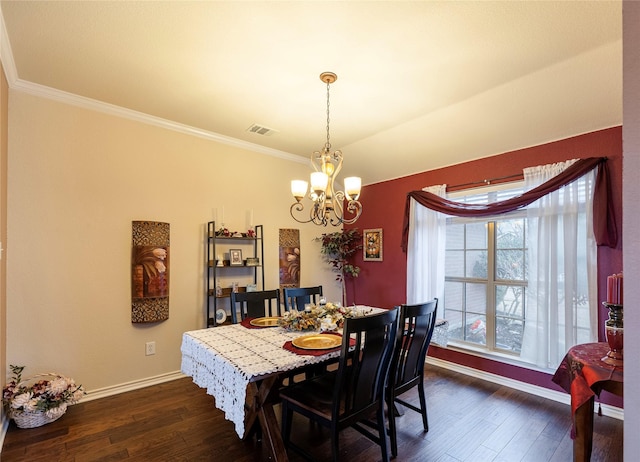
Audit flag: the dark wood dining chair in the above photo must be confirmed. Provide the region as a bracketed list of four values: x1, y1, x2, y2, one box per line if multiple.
[283, 285, 323, 312]
[283, 286, 328, 383]
[387, 299, 438, 458]
[279, 308, 399, 462]
[229, 289, 281, 324]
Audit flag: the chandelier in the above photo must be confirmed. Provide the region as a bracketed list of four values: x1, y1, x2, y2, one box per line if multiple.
[290, 72, 362, 226]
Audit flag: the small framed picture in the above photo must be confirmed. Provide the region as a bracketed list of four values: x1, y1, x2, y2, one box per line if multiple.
[229, 249, 243, 266]
[363, 228, 383, 262]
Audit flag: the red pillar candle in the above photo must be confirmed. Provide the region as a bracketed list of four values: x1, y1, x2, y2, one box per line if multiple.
[617, 272, 623, 305]
[606, 273, 623, 305]
[607, 275, 614, 304]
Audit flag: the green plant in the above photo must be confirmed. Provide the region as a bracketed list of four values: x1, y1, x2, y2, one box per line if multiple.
[316, 229, 362, 304]
[316, 229, 362, 280]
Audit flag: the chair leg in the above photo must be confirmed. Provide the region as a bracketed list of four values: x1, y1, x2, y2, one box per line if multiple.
[330, 424, 340, 462]
[281, 401, 292, 447]
[388, 395, 398, 458]
[417, 382, 429, 432]
[378, 402, 391, 462]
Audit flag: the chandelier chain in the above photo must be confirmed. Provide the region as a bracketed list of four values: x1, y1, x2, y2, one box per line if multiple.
[325, 80, 331, 151]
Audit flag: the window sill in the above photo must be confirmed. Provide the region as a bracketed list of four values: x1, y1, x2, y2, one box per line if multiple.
[441, 341, 554, 374]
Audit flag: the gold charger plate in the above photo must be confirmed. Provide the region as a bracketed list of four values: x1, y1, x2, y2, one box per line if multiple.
[292, 334, 342, 350]
[250, 316, 281, 327]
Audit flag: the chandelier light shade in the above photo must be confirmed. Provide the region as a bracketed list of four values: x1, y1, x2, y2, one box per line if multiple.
[290, 72, 363, 226]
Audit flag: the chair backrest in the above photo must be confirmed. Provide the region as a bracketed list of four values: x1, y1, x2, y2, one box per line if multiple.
[333, 308, 399, 423]
[283, 286, 323, 312]
[389, 299, 438, 393]
[230, 289, 281, 323]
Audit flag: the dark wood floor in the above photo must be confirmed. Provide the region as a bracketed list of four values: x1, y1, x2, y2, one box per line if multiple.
[1, 365, 622, 462]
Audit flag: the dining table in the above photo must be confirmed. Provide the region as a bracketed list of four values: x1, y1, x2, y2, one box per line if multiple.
[180, 306, 383, 462]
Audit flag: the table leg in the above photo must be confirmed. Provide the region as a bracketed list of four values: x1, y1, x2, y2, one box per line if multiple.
[573, 396, 594, 462]
[244, 376, 289, 462]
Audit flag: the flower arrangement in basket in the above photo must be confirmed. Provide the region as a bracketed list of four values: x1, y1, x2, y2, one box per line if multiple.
[2, 365, 85, 429]
[278, 301, 370, 332]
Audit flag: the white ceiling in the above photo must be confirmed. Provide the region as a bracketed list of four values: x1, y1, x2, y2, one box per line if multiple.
[0, 1, 622, 185]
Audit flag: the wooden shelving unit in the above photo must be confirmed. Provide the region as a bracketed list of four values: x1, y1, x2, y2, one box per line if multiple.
[206, 221, 264, 327]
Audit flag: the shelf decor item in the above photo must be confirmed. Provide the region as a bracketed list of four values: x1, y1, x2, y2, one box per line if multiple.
[602, 272, 623, 365]
[245, 257, 259, 266]
[229, 249, 243, 266]
[215, 226, 230, 237]
[2, 365, 85, 429]
[216, 309, 227, 324]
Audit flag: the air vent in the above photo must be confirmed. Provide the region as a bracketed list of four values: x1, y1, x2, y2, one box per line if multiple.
[246, 124, 278, 136]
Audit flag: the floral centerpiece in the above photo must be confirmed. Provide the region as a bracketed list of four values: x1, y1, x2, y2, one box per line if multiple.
[279, 301, 370, 332]
[2, 365, 85, 429]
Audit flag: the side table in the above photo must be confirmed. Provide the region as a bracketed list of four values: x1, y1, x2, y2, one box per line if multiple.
[552, 342, 623, 462]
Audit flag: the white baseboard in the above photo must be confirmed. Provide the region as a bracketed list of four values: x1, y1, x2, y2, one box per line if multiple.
[81, 370, 186, 403]
[426, 356, 624, 420]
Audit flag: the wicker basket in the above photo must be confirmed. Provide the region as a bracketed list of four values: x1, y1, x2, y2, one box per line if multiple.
[8, 373, 71, 429]
[11, 407, 66, 429]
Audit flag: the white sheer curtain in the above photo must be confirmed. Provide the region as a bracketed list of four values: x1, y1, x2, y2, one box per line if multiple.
[406, 185, 447, 312]
[520, 159, 598, 369]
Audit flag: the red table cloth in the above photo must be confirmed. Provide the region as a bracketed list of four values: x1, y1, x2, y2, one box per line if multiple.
[552, 342, 623, 436]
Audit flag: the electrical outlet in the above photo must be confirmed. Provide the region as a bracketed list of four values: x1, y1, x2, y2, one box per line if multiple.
[145, 341, 156, 356]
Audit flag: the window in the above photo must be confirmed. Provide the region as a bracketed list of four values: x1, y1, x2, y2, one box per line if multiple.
[444, 186, 528, 355]
[406, 162, 598, 369]
[445, 217, 528, 353]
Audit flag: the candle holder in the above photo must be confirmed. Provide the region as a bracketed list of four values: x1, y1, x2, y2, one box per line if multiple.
[602, 302, 623, 366]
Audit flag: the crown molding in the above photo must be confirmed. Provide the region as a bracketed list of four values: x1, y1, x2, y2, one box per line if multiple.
[0, 7, 305, 166]
[0, 4, 17, 85]
[14, 78, 307, 164]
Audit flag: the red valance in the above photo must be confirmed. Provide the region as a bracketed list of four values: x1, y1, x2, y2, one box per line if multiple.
[401, 157, 617, 252]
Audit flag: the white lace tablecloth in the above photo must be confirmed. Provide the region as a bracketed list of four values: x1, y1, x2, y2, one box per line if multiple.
[181, 308, 380, 437]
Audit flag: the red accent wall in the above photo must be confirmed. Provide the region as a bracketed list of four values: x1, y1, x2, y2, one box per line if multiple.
[346, 127, 623, 405]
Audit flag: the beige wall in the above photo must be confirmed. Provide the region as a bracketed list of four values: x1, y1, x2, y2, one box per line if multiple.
[1, 61, 7, 412]
[5, 91, 341, 392]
